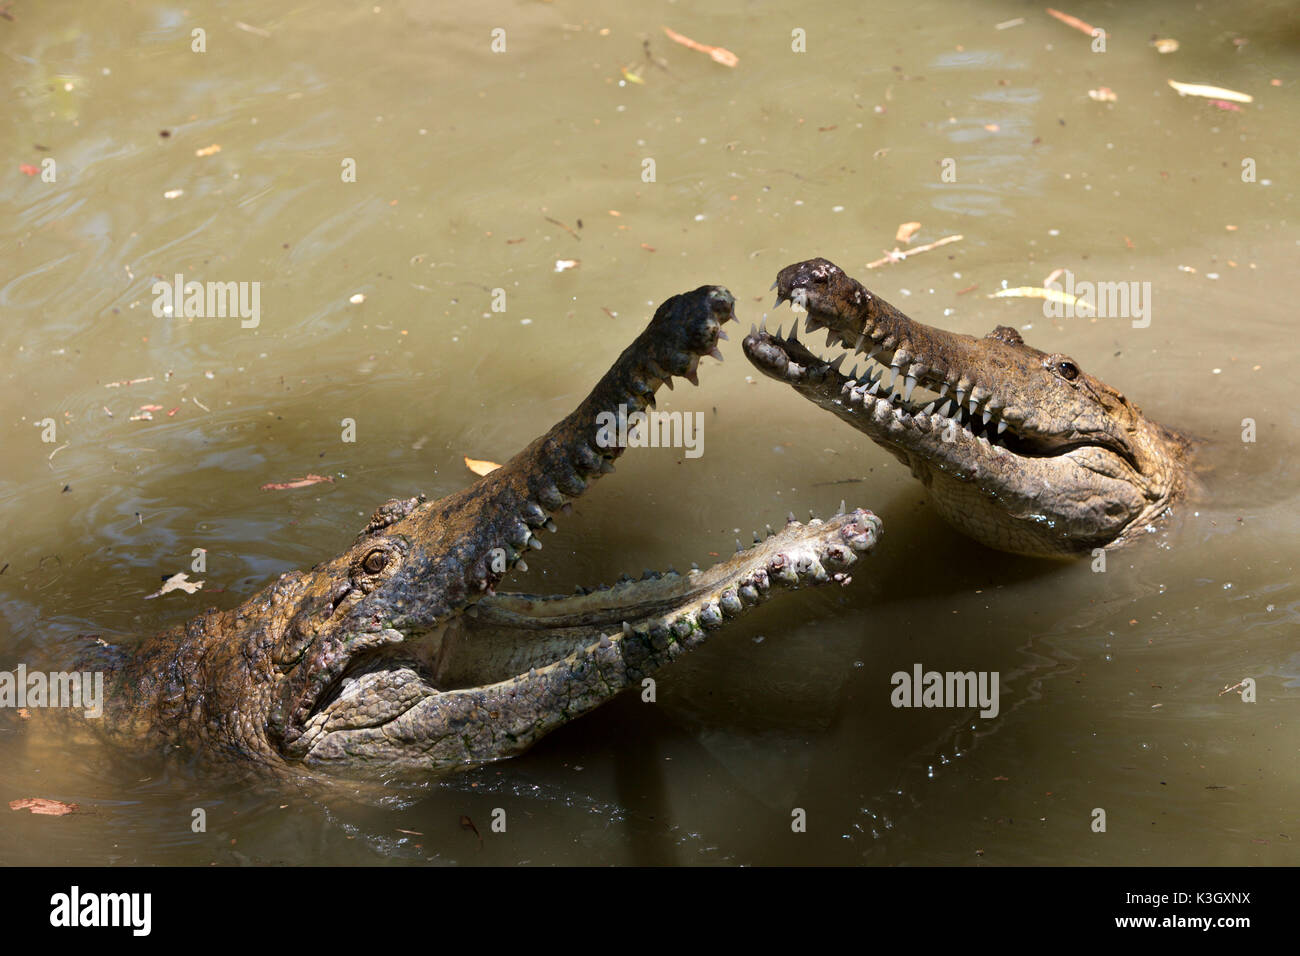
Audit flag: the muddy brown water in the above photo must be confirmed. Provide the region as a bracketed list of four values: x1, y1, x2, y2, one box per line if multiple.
[2, 1, 1297, 865]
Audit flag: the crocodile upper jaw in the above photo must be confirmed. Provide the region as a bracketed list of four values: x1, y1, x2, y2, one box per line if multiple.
[743, 259, 1188, 557]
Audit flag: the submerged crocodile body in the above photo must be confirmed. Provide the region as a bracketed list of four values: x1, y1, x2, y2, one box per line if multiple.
[64, 285, 880, 774]
[744, 258, 1191, 557]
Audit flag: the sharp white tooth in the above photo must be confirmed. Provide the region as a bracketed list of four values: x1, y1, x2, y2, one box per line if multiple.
[922, 400, 936, 414]
[936, 381, 950, 400]
[903, 374, 917, 403]
[956, 386, 968, 407]
[982, 409, 992, 426]
[996, 419, 1008, 435]
[889, 363, 901, 389]
[759, 316, 768, 333]
[969, 398, 979, 416]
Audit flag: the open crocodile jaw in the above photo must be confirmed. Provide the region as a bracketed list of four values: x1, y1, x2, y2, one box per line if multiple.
[103, 284, 883, 774]
[300, 507, 880, 770]
[742, 258, 1187, 558]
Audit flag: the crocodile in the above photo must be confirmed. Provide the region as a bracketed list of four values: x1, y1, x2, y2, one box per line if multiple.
[743, 258, 1190, 557]
[55, 285, 881, 774]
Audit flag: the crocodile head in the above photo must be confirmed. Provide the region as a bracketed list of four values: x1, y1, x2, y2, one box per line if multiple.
[742, 258, 1189, 557]
[111, 285, 881, 773]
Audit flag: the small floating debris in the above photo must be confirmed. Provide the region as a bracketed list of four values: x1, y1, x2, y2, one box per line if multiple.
[866, 234, 963, 269]
[9, 798, 78, 816]
[143, 571, 204, 599]
[662, 26, 738, 67]
[1045, 8, 1098, 37]
[104, 376, 154, 388]
[1167, 79, 1253, 103]
[260, 474, 334, 491]
[988, 287, 1090, 311]
[464, 456, 502, 476]
[895, 221, 922, 243]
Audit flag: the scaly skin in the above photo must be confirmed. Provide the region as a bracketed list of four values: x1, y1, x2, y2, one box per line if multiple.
[743, 258, 1190, 557]
[72, 285, 882, 773]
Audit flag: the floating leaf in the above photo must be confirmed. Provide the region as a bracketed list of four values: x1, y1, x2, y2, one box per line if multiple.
[662, 26, 738, 67]
[143, 571, 204, 600]
[10, 798, 78, 816]
[895, 221, 922, 243]
[260, 473, 335, 491]
[464, 456, 502, 477]
[1045, 8, 1097, 37]
[1167, 79, 1253, 103]
[988, 286, 1091, 311]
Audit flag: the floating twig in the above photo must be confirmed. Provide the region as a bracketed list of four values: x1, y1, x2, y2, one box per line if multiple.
[866, 234, 963, 268]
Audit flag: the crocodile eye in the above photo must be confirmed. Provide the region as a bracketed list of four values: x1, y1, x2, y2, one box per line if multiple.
[1056, 360, 1079, 381]
[361, 549, 389, 574]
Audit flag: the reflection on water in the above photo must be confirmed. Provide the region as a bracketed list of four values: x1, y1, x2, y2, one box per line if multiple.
[2, 0, 1297, 865]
